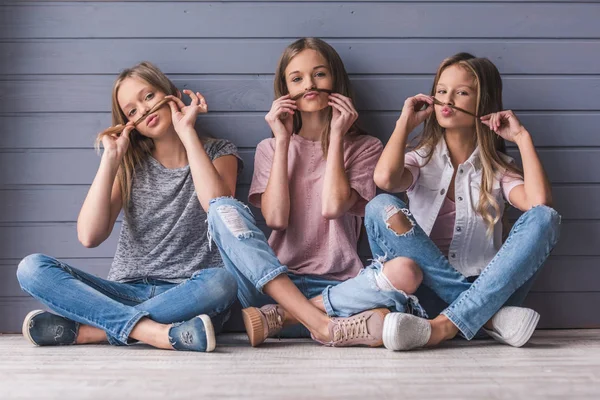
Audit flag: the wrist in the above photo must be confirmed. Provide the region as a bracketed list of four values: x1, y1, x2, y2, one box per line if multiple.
[514, 129, 532, 147]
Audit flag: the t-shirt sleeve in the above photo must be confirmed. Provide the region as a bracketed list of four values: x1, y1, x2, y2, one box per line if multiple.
[346, 137, 384, 216]
[248, 139, 274, 208]
[501, 169, 524, 206]
[404, 151, 421, 193]
[204, 138, 244, 173]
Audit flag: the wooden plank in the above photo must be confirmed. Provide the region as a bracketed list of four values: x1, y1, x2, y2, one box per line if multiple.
[5, 39, 600, 75]
[3, 75, 600, 114]
[4, 3, 600, 39]
[1, 183, 597, 223]
[2, 148, 598, 187]
[0, 149, 256, 185]
[2, 112, 599, 149]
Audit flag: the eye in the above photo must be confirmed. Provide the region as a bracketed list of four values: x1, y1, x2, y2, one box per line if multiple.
[291, 76, 301, 83]
[437, 89, 447, 94]
[145, 92, 155, 101]
[315, 71, 326, 78]
[458, 90, 469, 96]
[128, 108, 136, 117]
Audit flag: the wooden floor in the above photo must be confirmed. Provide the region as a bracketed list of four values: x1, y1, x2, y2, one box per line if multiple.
[0, 330, 598, 399]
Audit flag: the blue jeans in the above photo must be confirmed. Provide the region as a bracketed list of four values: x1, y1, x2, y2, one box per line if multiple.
[365, 194, 561, 339]
[16, 254, 238, 345]
[206, 197, 426, 336]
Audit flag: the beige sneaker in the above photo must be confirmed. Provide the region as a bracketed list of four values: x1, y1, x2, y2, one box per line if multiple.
[242, 304, 285, 347]
[316, 308, 390, 347]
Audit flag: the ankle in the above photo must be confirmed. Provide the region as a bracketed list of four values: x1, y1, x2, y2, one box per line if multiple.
[426, 316, 459, 346]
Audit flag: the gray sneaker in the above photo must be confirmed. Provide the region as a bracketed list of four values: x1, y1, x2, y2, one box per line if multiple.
[316, 308, 390, 347]
[484, 306, 540, 347]
[242, 304, 285, 347]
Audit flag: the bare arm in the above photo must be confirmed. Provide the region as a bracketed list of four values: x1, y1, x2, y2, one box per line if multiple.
[261, 138, 291, 230]
[481, 111, 553, 211]
[374, 94, 433, 192]
[77, 124, 134, 248]
[321, 134, 359, 219]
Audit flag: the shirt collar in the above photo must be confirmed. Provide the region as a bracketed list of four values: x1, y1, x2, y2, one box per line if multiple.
[437, 136, 482, 171]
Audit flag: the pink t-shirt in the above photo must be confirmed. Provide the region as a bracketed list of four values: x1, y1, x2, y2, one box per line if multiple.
[249, 134, 383, 281]
[429, 197, 456, 257]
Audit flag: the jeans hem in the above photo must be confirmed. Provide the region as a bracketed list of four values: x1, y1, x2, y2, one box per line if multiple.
[255, 266, 289, 293]
[442, 308, 475, 340]
[115, 310, 150, 345]
[321, 285, 337, 317]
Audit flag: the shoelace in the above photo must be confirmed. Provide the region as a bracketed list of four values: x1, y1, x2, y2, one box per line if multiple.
[333, 316, 369, 343]
[264, 307, 283, 335]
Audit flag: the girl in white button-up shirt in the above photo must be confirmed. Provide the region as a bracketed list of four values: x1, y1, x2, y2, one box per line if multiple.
[373, 53, 561, 350]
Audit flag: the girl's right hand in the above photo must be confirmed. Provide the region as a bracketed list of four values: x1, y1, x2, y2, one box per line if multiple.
[265, 95, 296, 141]
[397, 94, 434, 133]
[101, 121, 134, 161]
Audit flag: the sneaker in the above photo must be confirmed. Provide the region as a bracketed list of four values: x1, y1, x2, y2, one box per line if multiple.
[241, 304, 284, 347]
[22, 310, 79, 346]
[483, 306, 540, 347]
[315, 308, 390, 347]
[169, 314, 216, 352]
[382, 312, 431, 351]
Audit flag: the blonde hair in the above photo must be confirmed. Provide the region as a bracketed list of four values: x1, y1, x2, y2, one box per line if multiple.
[274, 37, 363, 156]
[414, 53, 522, 235]
[95, 61, 178, 209]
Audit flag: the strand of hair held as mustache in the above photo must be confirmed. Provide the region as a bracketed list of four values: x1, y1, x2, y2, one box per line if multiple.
[290, 88, 334, 101]
[98, 97, 171, 138]
[432, 97, 478, 118]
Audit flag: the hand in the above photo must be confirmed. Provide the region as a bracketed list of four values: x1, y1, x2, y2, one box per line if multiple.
[265, 94, 296, 142]
[165, 90, 208, 138]
[328, 93, 358, 138]
[397, 94, 434, 133]
[480, 110, 527, 143]
[101, 121, 134, 161]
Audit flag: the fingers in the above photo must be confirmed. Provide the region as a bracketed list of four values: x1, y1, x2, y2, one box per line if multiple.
[121, 121, 135, 139]
[196, 92, 208, 112]
[168, 100, 181, 117]
[328, 94, 358, 121]
[165, 95, 186, 110]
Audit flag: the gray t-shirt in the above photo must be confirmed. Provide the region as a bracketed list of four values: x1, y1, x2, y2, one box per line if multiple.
[108, 138, 242, 283]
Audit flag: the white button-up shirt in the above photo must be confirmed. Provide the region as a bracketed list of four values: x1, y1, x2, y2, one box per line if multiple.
[403, 139, 523, 277]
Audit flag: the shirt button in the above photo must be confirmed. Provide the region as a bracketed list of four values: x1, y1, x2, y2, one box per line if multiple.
[456, 227, 462, 232]
[459, 169, 464, 174]
[458, 196, 463, 201]
[440, 189, 446, 195]
[451, 253, 456, 258]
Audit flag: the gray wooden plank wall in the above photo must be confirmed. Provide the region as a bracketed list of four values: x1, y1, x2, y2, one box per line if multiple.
[0, 1, 599, 332]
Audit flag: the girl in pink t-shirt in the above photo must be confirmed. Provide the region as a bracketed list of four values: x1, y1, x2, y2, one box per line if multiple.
[209, 38, 431, 348]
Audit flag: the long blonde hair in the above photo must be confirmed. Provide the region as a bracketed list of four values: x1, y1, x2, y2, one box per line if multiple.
[274, 37, 363, 156]
[95, 61, 178, 209]
[414, 53, 522, 234]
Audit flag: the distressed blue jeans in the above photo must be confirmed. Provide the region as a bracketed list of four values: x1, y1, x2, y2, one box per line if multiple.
[16, 254, 237, 345]
[365, 194, 561, 339]
[206, 197, 426, 337]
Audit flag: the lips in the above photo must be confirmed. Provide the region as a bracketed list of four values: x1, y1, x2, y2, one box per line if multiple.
[303, 91, 319, 99]
[441, 106, 454, 117]
[146, 114, 159, 127]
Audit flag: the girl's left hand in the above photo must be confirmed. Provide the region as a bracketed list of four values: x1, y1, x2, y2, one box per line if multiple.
[165, 90, 208, 137]
[480, 110, 526, 143]
[328, 93, 358, 137]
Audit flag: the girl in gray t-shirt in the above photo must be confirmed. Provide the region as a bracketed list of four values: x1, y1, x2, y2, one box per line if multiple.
[17, 62, 241, 353]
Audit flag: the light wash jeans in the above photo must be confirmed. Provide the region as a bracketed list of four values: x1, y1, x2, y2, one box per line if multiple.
[206, 197, 426, 338]
[16, 254, 238, 345]
[364, 194, 561, 339]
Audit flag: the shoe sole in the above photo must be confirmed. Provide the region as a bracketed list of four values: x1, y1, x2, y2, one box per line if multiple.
[198, 314, 216, 353]
[22, 310, 45, 347]
[241, 307, 265, 347]
[487, 310, 540, 348]
[382, 313, 402, 351]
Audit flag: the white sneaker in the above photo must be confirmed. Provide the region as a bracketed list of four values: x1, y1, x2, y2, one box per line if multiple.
[484, 306, 540, 347]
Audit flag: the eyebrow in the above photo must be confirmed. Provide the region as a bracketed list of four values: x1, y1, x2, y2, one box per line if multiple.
[436, 83, 476, 90]
[287, 65, 329, 76]
[122, 87, 150, 111]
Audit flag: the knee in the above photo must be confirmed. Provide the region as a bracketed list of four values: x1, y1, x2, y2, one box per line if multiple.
[205, 268, 239, 307]
[16, 253, 56, 289]
[381, 257, 423, 295]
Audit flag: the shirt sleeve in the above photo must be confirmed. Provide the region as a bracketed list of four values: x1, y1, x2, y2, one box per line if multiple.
[204, 138, 244, 174]
[404, 151, 421, 192]
[501, 168, 524, 206]
[346, 137, 384, 216]
[248, 139, 274, 208]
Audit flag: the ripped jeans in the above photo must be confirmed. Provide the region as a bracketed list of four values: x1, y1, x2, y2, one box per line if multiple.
[206, 197, 426, 337]
[365, 194, 561, 339]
